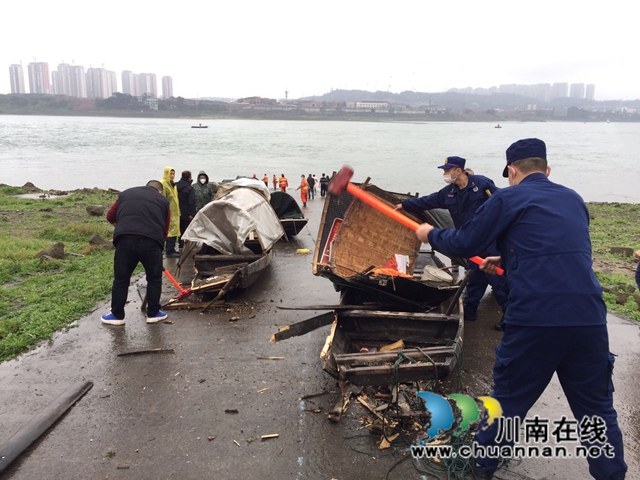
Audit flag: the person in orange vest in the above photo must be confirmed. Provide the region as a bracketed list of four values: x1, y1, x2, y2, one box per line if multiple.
[296, 174, 309, 207]
[263, 174, 269, 188]
[278, 174, 288, 193]
[272, 175, 277, 190]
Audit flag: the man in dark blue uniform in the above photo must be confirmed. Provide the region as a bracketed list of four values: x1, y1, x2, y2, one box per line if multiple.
[397, 156, 509, 326]
[416, 139, 626, 480]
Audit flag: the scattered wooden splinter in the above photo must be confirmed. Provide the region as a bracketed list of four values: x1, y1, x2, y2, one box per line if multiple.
[117, 348, 175, 357]
[261, 434, 279, 441]
[299, 390, 329, 400]
[257, 356, 285, 361]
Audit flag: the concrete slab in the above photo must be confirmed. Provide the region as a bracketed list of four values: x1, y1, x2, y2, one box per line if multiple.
[0, 193, 638, 480]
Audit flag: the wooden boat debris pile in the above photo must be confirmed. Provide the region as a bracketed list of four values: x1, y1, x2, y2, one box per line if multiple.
[167, 183, 284, 309]
[272, 180, 467, 422]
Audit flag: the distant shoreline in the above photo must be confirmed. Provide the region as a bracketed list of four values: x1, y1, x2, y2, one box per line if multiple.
[1, 110, 636, 123]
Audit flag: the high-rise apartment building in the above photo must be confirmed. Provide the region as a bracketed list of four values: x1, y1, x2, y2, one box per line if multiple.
[585, 84, 596, 101]
[122, 70, 140, 96]
[51, 64, 86, 98]
[569, 83, 585, 99]
[551, 83, 569, 99]
[69, 66, 87, 98]
[28, 62, 50, 94]
[138, 73, 157, 97]
[162, 76, 173, 99]
[86, 68, 117, 99]
[51, 71, 61, 94]
[9, 64, 26, 93]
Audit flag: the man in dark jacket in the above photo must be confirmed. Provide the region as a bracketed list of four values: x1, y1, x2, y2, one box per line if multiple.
[397, 156, 509, 325]
[319, 173, 330, 197]
[416, 139, 626, 480]
[176, 171, 197, 249]
[307, 174, 315, 200]
[102, 180, 171, 325]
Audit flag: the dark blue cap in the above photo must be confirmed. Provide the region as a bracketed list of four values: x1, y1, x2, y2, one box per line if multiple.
[503, 138, 546, 177]
[437, 156, 466, 170]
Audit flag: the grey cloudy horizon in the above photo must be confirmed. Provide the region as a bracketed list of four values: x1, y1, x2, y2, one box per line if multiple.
[2, 0, 639, 102]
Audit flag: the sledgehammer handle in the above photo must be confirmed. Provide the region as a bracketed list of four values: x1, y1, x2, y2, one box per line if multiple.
[343, 183, 504, 276]
[163, 267, 187, 294]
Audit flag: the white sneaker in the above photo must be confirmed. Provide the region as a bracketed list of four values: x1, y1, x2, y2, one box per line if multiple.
[101, 313, 125, 326]
[146, 310, 168, 324]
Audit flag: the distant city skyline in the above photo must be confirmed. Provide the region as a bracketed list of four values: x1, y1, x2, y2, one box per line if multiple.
[2, 1, 639, 102]
[8, 62, 173, 99]
[448, 82, 597, 102]
[7, 62, 608, 104]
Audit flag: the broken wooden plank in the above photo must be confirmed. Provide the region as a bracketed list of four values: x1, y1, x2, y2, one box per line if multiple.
[334, 346, 455, 366]
[117, 348, 175, 357]
[327, 382, 350, 423]
[214, 262, 249, 272]
[340, 310, 458, 320]
[299, 390, 329, 401]
[164, 301, 225, 310]
[356, 395, 384, 422]
[201, 269, 243, 313]
[270, 312, 335, 343]
[276, 304, 380, 311]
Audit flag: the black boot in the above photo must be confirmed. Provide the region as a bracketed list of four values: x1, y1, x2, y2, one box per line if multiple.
[470, 461, 493, 480]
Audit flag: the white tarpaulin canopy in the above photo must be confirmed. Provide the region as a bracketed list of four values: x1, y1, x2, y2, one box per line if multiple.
[182, 187, 284, 254]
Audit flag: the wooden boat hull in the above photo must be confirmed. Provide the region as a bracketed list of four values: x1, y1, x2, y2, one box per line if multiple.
[280, 218, 308, 237]
[193, 249, 273, 292]
[321, 300, 463, 386]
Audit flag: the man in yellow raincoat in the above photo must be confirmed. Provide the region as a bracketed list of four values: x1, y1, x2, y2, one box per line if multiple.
[160, 166, 181, 257]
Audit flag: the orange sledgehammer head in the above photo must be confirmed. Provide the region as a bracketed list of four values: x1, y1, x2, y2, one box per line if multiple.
[328, 166, 354, 196]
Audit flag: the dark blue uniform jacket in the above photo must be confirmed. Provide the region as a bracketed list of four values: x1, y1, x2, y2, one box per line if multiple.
[401, 174, 499, 229]
[428, 173, 606, 327]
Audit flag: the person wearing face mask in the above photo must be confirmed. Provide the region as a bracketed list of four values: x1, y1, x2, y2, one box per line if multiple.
[192, 171, 217, 211]
[160, 166, 181, 258]
[396, 156, 509, 326]
[414, 139, 626, 480]
[176, 170, 197, 250]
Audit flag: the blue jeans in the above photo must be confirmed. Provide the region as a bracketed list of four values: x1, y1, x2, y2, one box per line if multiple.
[635, 262, 640, 292]
[475, 324, 626, 480]
[111, 235, 163, 319]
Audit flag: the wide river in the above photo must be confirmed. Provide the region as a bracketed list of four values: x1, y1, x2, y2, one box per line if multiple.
[1, 115, 639, 202]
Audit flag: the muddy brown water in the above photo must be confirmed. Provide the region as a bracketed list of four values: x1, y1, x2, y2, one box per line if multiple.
[0, 195, 638, 479]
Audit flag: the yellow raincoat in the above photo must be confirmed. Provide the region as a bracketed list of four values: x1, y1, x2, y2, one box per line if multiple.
[160, 166, 181, 237]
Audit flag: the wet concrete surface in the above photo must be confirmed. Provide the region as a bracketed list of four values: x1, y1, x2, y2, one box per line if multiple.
[0, 194, 638, 480]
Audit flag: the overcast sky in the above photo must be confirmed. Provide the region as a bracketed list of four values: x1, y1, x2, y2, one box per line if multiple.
[2, 0, 639, 101]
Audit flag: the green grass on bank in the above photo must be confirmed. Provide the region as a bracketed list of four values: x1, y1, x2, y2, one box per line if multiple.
[0, 187, 119, 361]
[588, 203, 640, 321]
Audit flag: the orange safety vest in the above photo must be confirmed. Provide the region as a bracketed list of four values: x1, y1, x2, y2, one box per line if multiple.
[279, 177, 288, 187]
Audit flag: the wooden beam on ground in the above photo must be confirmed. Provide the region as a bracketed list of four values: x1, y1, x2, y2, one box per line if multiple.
[270, 312, 335, 343]
[0, 381, 93, 474]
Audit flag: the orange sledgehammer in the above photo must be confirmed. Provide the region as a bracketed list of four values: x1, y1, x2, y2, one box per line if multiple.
[163, 267, 193, 300]
[328, 166, 504, 275]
